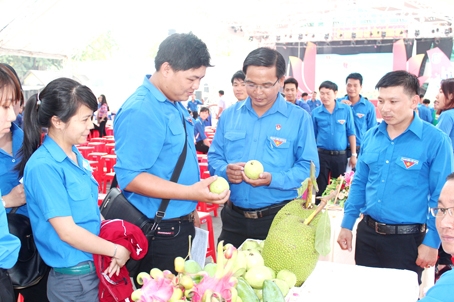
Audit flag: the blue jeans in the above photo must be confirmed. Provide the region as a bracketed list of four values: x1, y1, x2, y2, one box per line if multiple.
[130, 219, 195, 288]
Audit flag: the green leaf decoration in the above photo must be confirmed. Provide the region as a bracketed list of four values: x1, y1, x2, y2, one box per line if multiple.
[315, 211, 331, 256]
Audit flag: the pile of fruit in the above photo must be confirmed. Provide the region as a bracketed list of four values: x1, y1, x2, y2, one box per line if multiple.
[131, 240, 291, 301]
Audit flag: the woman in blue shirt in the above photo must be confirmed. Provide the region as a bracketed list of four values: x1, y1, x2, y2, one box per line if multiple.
[16, 78, 130, 301]
[0, 64, 22, 302]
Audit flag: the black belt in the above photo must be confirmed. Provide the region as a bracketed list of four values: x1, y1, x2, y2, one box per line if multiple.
[317, 148, 346, 155]
[227, 200, 290, 219]
[364, 215, 426, 235]
[157, 213, 194, 222]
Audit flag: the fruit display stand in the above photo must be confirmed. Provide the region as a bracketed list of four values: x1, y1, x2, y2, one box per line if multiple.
[318, 208, 435, 299]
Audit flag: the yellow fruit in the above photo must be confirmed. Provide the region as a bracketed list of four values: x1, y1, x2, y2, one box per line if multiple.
[174, 256, 185, 273]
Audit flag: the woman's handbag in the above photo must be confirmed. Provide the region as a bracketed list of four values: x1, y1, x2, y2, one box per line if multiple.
[7, 208, 49, 289]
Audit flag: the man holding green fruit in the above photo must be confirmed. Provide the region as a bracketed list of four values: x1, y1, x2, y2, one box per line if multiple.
[208, 47, 319, 247]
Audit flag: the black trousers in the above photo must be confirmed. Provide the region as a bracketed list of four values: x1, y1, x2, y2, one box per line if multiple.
[0, 269, 14, 302]
[195, 140, 209, 154]
[191, 111, 199, 119]
[218, 204, 275, 248]
[316, 151, 347, 198]
[14, 270, 49, 302]
[355, 219, 425, 284]
[129, 219, 195, 288]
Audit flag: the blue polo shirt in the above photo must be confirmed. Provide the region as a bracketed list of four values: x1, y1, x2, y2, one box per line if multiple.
[194, 117, 207, 143]
[114, 75, 199, 219]
[0, 123, 28, 216]
[312, 102, 356, 151]
[23, 136, 100, 267]
[420, 269, 454, 301]
[208, 93, 319, 209]
[342, 113, 454, 249]
[307, 99, 321, 112]
[338, 95, 377, 146]
[436, 108, 454, 152]
[203, 115, 212, 127]
[295, 100, 312, 115]
[187, 99, 202, 112]
[0, 190, 20, 269]
[418, 104, 433, 124]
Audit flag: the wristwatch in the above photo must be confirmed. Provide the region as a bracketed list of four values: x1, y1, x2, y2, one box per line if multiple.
[351, 153, 358, 157]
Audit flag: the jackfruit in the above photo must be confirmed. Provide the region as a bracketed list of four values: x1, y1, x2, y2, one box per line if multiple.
[261, 213, 319, 286]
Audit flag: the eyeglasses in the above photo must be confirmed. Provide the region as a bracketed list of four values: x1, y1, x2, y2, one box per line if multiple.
[430, 206, 454, 217]
[245, 78, 279, 91]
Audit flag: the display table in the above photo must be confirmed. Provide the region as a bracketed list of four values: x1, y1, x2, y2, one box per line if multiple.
[318, 208, 435, 298]
[286, 261, 420, 302]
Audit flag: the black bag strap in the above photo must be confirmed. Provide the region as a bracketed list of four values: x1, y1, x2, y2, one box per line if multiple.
[9, 207, 18, 214]
[111, 114, 188, 233]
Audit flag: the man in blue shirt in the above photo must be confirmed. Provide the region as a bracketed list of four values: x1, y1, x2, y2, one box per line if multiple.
[187, 93, 203, 119]
[312, 81, 356, 200]
[338, 73, 377, 158]
[113, 33, 229, 283]
[417, 95, 433, 123]
[337, 70, 454, 283]
[283, 77, 311, 115]
[231, 70, 248, 102]
[307, 91, 322, 112]
[420, 173, 454, 301]
[208, 47, 319, 248]
[194, 107, 211, 154]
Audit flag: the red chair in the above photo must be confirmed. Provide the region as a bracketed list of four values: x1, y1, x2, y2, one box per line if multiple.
[198, 211, 216, 263]
[105, 143, 115, 155]
[88, 142, 106, 153]
[197, 202, 219, 217]
[105, 127, 114, 136]
[87, 152, 107, 189]
[77, 146, 95, 158]
[101, 154, 117, 193]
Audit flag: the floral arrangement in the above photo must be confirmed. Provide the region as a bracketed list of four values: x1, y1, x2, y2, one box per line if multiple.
[321, 171, 355, 208]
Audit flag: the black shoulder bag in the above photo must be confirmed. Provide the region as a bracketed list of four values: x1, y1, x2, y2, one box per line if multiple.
[7, 207, 49, 289]
[100, 114, 188, 236]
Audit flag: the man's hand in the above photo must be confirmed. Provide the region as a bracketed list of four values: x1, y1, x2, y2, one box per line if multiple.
[242, 171, 272, 187]
[416, 244, 438, 269]
[226, 163, 246, 184]
[192, 176, 230, 204]
[3, 184, 26, 208]
[337, 228, 353, 252]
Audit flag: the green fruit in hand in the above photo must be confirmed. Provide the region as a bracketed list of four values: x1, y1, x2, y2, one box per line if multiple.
[244, 160, 264, 180]
[276, 269, 297, 288]
[244, 265, 274, 289]
[209, 176, 230, 194]
[184, 259, 202, 274]
[271, 278, 290, 297]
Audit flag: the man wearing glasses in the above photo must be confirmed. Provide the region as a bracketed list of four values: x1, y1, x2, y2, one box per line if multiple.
[421, 174, 454, 301]
[208, 47, 319, 247]
[337, 70, 454, 284]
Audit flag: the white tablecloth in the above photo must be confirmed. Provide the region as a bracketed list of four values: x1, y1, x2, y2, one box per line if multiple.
[318, 209, 435, 298]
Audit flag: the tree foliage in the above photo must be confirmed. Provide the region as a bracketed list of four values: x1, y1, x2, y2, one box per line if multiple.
[0, 56, 63, 79]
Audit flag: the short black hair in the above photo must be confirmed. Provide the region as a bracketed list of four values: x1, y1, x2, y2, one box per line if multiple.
[219, 90, 224, 95]
[319, 81, 338, 92]
[302, 92, 308, 97]
[155, 33, 212, 72]
[423, 99, 431, 104]
[199, 106, 209, 113]
[231, 70, 245, 84]
[284, 77, 298, 89]
[243, 47, 286, 79]
[375, 71, 419, 97]
[346, 73, 363, 86]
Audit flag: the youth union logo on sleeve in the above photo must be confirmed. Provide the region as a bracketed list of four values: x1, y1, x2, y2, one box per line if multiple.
[401, 157, 419, 169]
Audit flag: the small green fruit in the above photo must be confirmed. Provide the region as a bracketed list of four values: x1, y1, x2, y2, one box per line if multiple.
[209, 176, 230, 194]
[244, 160, 264, 180]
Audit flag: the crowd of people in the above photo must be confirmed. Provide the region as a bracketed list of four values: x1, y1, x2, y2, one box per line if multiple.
[1, 31, 454, 301]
